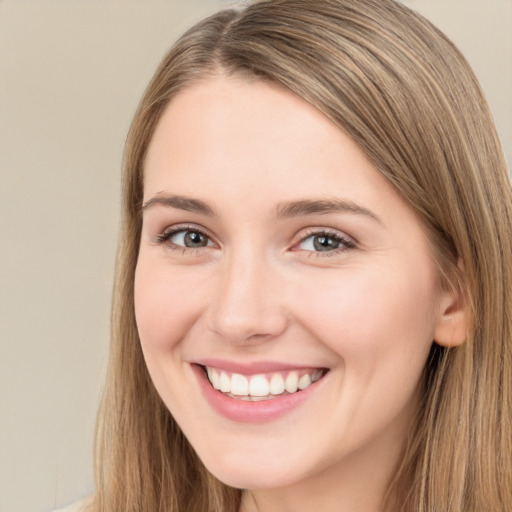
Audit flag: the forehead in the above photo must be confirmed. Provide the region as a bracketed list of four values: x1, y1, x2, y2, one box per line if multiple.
[145, 75, 343, 177]
[142, 75, 420, 235]
[146, 77, 378, 192]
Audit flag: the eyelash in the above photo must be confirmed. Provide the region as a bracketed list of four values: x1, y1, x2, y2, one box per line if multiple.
[153, 225, 356, 256]
[154, 224, 213, 255]
[295, 229, 356, 257]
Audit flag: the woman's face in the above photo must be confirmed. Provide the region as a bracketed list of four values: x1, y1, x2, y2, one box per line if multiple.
[135, 76, 449, 492]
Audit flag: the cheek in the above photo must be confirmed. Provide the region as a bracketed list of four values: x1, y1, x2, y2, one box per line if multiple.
[288, 264, 438, 448]
[133, 260, 206, 353]
[133, 259, 212, 415]
[294, 263, 438, 378]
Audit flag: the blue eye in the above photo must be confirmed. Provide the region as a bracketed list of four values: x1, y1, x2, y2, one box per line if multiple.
[298, 231, 355, 253]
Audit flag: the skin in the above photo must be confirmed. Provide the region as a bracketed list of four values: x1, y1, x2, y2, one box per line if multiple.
[134, 75, 464, 512]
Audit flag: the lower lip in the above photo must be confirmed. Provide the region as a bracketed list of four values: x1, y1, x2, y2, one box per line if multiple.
[191, 364, 326, 424]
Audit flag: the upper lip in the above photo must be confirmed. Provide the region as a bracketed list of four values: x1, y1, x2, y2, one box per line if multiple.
[194, 358, 328, 375]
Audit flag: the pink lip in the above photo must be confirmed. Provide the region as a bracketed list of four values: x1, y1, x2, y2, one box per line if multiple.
[195, 358, 325, 375]
[191, 363, 328, 424]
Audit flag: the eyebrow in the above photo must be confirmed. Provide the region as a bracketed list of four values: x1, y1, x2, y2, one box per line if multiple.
[141, 194, 217, 216]
[275, 198, 382, 224]
[141, 194, 381, 224]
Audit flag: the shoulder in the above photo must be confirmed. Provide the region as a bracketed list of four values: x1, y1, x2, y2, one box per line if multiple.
[51, 498, 90, 512]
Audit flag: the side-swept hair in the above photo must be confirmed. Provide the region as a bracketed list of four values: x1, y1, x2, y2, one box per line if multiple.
[92, 1, 512, 510]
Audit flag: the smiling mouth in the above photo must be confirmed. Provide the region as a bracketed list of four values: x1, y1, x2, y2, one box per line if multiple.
[202, 365, 328, 401]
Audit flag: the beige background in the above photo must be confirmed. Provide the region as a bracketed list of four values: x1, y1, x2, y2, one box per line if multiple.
[0, 1, 510, 512]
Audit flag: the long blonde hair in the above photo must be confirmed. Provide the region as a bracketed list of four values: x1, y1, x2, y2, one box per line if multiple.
[92, 1, 512, 510]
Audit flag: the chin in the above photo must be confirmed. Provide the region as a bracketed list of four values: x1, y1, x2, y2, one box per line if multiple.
[200, 450, 303, 490]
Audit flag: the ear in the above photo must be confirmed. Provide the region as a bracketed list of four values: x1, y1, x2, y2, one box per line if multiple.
[434, 263, 468, 348]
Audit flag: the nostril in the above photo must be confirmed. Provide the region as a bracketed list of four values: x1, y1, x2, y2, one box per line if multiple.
[205, 268, 289, 344]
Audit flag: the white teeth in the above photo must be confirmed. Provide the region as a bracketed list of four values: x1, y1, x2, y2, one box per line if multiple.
[205, 367, 325, 399]
[207, 367, 221, 390]
[249, 375, 270, 397]
[269, 373, 285, 395]
[285, 371, 299, 393]
[231, 373, 249, 396]
[219, 372, 231, 393]
[239, 395, 272, 401]
[298, 373, 312, 390]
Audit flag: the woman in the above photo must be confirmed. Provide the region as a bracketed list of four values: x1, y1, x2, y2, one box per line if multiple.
[88, 0, 512, 510]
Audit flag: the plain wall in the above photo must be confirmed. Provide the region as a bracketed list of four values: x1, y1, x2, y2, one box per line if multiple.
[0, 2, 510, 512]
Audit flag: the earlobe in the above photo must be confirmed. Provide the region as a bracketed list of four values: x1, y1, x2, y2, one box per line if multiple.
[434, 273, 468, 348]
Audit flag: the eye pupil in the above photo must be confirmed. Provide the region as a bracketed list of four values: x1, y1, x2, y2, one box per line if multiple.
[184, 231, 208, 247]
[313, 235, 339, 251]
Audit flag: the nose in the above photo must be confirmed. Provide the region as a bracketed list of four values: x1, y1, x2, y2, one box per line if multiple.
[206, 249, 289, 345]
